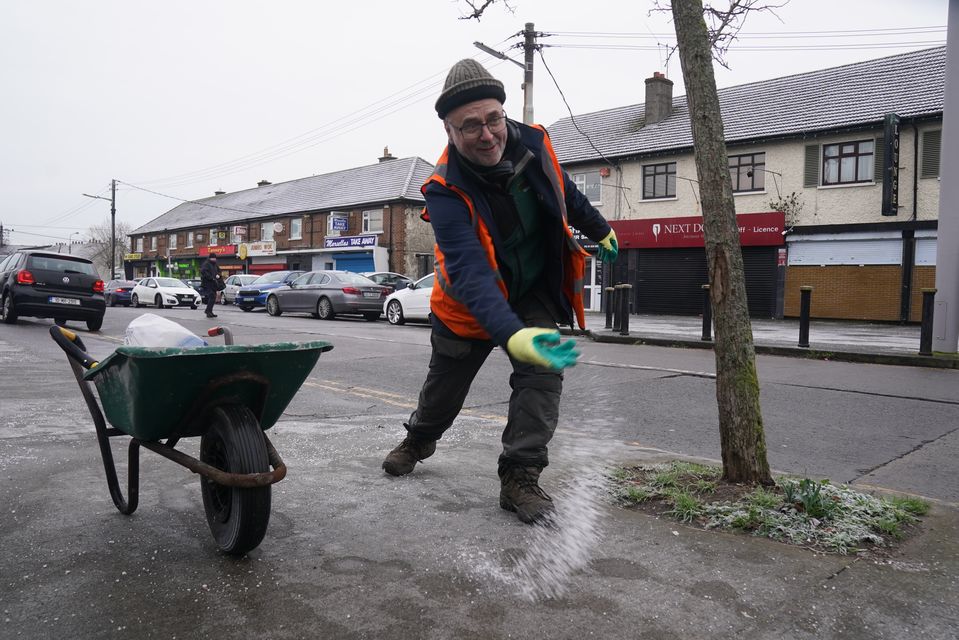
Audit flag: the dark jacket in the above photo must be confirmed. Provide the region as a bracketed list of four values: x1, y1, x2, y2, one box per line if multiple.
[200, 260, 220, 294]
[423, 120, 611, 346]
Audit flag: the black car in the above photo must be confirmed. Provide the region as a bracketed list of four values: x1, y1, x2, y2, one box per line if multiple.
[0, 250, 106, 331]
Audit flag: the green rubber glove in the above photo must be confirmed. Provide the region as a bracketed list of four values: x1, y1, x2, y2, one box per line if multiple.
[597, 229, 619, 263]
[506, 328, 580, 370]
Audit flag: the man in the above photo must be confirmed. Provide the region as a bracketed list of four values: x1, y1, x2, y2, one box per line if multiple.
[199, 253, 222, 318]
[381, 59, 619, 524]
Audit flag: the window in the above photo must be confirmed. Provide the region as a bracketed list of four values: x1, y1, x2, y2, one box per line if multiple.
[210, 228, 218, 246]
[135, 237, 143, 252]
[169, 234, 177, 250]
[573, 171, 602, 204]
[642, 162, 676, 199]
[290, 218, 302, 240]
[729, 153, 765, 192]
[186, 231, 194, 248]
[363, 209, 383, 233]
[328, 212, 348, 235]
[151, 237, 157, 251]
[822, 140, 874, 185]
[261, 222, 274, 242]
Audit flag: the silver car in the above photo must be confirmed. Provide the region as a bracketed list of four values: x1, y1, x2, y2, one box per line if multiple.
[265, 270, 389, 321]
[221, 274, 259, 304]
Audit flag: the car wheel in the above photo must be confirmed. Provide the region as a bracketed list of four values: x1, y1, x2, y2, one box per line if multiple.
[239, 305, 253, 312]
[316, 297, 335, 320]
[132, 293, 141, 308]
[108, 294, 116, 308]
[155, 294, 164, 309]
[1, 294, 18, 324]
[266, 296, 282, 317]
[54, 318, 67, 327]
[86, 316, 103, 332]
[191, 304, 198, 310]
[363, 312, 379, 322]
[386, 300, 405, 325]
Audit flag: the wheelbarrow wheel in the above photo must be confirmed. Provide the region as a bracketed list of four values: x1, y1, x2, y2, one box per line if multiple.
[200, 405, 271, 555]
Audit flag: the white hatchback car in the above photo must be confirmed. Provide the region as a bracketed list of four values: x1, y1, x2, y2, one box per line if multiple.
[221, 274, 259, 304]
[131, 277, 201, 309]
[383, 273, 434, 325]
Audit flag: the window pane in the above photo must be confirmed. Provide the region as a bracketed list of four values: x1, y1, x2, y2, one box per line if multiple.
[654, 172, 666, 196]
[754, 168, 765, 190]
[841, 143, 856, 155]
[860, 140, 874, 153]
[729, 168, 738, 190]
[840, 157, 856, 182]
[666, 173, 676, 197]
[824, 145, 838, 157]
[857, 155, 874, 181]
[643, 175, 654, 199]
[824, 158, 839, 183]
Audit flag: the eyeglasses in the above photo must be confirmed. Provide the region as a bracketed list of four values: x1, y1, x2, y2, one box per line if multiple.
[450, 111, 507, 139]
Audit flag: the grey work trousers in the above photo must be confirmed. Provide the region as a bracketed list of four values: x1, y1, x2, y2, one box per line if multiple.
[405, 296, 564, 470]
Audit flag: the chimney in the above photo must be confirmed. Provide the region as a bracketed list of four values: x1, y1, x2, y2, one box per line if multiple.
[214, 190, 226, 196]
[644, 72, 674, 126]
[257, 180, 272, 187]
[378, 146, 395, 163]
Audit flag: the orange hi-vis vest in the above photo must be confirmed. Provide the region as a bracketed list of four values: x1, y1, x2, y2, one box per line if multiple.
[422, 125, 589, 342]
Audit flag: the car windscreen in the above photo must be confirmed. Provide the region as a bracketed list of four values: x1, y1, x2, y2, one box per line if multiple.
[26, 255, 98, 276]
[239, 275, 259, 284]
[336, 272, 379, 285]
[155, 278, 188, 288]
[254, 272, 288, 284]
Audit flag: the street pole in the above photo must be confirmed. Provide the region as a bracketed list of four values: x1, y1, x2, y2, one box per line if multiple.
[523, 22, 535, 125]
[110, 179, 117, 279]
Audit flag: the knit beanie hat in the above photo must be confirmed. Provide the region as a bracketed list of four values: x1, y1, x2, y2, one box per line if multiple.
[435, 59, 506, 119]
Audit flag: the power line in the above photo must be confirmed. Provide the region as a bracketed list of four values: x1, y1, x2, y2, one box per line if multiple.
[544, 41, 945, 52]
[117, 180, 277, 216]
[547, 25, 946, 37]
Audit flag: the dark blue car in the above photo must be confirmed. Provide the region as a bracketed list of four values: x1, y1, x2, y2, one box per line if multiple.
[235, 270, 305, 311]
[104, 279, 137, 307]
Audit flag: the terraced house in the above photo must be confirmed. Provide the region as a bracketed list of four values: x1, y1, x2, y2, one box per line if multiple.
[126, 152, 436, 282]
[548, 47, 945, 322]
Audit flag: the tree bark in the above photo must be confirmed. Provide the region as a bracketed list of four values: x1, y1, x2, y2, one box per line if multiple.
[671, 0, 773, 485]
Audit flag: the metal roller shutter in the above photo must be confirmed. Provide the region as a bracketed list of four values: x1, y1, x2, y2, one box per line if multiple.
[632, 247, 777, 317]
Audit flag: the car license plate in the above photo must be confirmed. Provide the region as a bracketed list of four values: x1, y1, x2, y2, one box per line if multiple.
[49, 296, 81, 306]
[363, 292, 379, 298]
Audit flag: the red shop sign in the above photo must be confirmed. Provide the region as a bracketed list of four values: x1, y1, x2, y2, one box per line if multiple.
[609, 211, 785, 249]
[199, 244, 237, 257]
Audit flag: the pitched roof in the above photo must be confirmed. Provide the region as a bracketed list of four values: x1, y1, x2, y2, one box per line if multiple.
[132, 156, 435, 234]
[548, 47, 946, 165]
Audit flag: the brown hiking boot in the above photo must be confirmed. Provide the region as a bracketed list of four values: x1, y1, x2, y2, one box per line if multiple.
[382, 435, 436, 476]
[499, 466, 555, 524]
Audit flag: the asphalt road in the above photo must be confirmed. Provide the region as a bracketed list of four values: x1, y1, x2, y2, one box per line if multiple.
[1, 303, 957, 639]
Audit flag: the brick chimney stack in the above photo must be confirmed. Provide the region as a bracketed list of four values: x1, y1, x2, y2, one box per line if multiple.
[378, 146, 395, 162]
[257, 180, 272, 187]
[644, 72, 674, 126]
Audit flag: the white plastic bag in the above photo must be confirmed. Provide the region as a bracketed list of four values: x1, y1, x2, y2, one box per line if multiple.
[124, 313, 208, 348]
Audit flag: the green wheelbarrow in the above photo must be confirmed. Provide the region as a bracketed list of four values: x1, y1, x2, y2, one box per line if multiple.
[50, 324, 333, 555]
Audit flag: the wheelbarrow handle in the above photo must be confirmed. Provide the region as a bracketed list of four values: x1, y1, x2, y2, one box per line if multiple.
[49, 325, 99, 370]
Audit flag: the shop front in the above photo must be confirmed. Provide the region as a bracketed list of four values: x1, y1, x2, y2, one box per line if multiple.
[200, 244, 244, 276]
[310, 235, 384, 273]
[237, 241, 285, 275]
[609, 211, 786, 318]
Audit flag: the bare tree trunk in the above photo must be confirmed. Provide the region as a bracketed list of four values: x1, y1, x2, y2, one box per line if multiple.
[671, 0, 773, 485]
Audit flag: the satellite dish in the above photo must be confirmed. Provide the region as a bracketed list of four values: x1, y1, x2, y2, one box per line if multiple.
[273, 222, 284, 233]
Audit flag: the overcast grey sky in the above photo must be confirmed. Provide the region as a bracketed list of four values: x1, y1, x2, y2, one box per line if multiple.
[1, 0, 948, 245]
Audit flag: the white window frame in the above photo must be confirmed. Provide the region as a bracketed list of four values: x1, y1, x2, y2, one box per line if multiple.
[573, 171, 602, 205]
[151, 236, 157, 251]
[289, 217, 303, 240]
[261, 222, 274, 242]
[186, 231, 194, 248]
[362, 209, 383, 233]
[135, 237, 143, 252]
[210, 228, 218, 246]
[168, 234, 177, 250]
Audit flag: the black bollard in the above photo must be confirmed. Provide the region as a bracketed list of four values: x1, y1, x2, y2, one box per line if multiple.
[701, 284, 712, 341]
[619, 284, 632, 336]
[919, 288, 937, 356]
[612, 284, 623, 332]
[604, 287, 615, 329]
[798, 286, 813, 348]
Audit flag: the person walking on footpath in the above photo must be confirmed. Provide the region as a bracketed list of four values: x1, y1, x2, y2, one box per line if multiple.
[199, 253, 223, 318]
[381, 58, 619, 524]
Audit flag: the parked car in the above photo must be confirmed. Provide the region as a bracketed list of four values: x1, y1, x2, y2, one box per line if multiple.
[0, 250, 106, 331]
[383, 272, 434, 325]
[221, 274, 259, 304]
[131, 277, 201, 309]
[185, 278, 203, 292]
[266, 271, 389, 321]
[234, 270, 305, 311]
[104, 279, 138, 307]
[359, 271, 413, 293]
